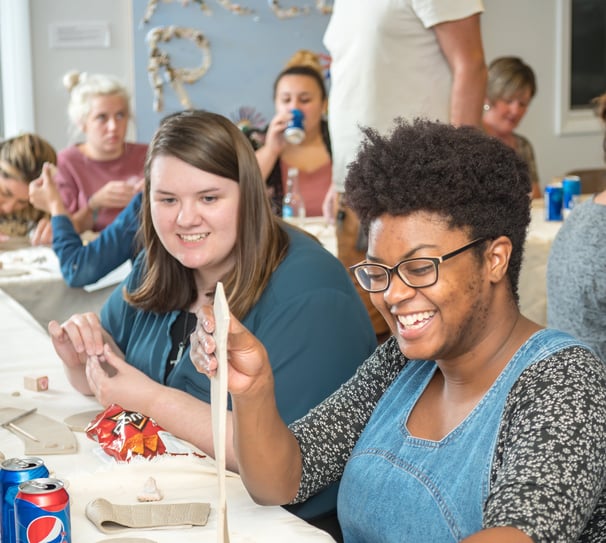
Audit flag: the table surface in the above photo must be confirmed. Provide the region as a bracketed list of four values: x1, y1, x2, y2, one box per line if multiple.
[518, 200, 567, 326]
[0, 290, 335, 542]
[0, 242, 130, 329]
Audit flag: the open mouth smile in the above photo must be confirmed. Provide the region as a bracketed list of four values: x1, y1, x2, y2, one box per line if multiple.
[397, 311, 435, 330]
[178, 233, 209, 242]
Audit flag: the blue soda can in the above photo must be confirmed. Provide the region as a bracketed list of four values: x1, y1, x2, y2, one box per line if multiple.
[544, 184, 563, 221]
[562, 176, 581, 218]
[1, 458, 49, 543]
[284, 109, 305, 144]
[15, 478, 70, 543]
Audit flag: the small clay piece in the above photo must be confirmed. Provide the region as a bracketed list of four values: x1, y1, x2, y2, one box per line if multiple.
[136, 476, 163, 502]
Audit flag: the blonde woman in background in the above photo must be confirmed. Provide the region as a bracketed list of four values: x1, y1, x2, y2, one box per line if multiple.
[54, 71, 147, 233]
[254, 50, 331, 216]
[482, 56, 542, 199]
[0, 133, 56, 245]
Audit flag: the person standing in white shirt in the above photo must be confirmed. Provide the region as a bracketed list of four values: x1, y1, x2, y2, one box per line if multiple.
[323, 0, 487, 340]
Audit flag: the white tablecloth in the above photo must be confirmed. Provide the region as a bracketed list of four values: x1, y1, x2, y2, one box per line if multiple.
[0, 243, 128, 329]
[518, 201, 565, 326]
[0, 290, 335, 542]
[292, 217, 337, 257]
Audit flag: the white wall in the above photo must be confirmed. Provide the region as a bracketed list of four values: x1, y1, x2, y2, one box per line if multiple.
[27, 0, 134, 150]
[4, 0, 605, 187]
[482, 0, 604, 187]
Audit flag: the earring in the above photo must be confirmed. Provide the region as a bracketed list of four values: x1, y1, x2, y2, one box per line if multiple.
[483, 104, 490, 112]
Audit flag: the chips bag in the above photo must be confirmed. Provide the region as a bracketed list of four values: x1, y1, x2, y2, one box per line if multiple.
[85, 404, 167, 461]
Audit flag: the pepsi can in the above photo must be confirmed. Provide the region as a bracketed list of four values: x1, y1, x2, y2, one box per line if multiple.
[284, 109, 305, 144]
[1, 458, 49, 543]
[562, 175, 581, 218]
[544, 184, 563, 221]
[14, 478, 70, 543]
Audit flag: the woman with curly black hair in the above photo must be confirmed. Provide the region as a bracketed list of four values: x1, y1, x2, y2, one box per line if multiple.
[192, 119, 606, 542]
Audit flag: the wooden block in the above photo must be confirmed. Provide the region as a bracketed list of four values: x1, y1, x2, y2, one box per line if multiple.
[24, 375, 49, 392]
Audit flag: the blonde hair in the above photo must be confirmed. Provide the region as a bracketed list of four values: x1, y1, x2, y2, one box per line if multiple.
[284, 49, 323, 75]
[63, 70, 131, 140]
[0, 133, 57, 183]
[487, 57, 537, 104]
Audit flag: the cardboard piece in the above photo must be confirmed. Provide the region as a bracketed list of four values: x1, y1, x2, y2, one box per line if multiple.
[211, 282, 230, 543]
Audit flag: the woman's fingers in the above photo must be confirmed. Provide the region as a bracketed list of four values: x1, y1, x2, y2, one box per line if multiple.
[191, 308, 218, 375]
[57, 313, 105, 356]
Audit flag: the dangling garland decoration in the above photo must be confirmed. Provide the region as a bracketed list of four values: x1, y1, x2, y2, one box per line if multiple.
[315, 0, 333, 14]
[142, 0, 331, 23]
[143, 0, 210, 25]
[267, 0, 308, 19]
[216, 0, 253, 14]
[146, 26, 211, 111]
[142, 0, 252, 23]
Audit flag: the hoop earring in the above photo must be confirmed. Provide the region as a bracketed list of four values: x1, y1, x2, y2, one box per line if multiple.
[483, 104, 490, 112]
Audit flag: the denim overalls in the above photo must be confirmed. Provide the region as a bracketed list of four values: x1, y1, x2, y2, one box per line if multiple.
[338, 330, 579, 542]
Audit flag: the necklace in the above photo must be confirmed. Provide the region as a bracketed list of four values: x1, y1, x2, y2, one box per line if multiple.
[169, 311, 197, 366]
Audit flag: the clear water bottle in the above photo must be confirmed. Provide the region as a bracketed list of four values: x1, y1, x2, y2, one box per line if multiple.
[282, 167, 306, 224]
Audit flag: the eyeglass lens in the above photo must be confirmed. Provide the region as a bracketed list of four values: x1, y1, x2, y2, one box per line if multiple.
[354, 259, 437, 291]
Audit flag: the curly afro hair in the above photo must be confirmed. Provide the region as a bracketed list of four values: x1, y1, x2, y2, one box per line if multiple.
[344, 118, 531, 303]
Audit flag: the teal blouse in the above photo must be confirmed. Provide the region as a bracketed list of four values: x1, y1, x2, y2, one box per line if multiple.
[100, 225, 377, 520]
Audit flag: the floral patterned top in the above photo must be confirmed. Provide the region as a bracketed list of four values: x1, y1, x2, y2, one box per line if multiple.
[289, 336, 606, 542]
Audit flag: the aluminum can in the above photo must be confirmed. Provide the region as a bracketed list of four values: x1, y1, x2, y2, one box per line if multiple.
[284, 109, 305, 144]
[14, 478, 70, 543]
[1, 458, 49, 543]
[562, 175, 581, 218]
[544, 184, 563, 221]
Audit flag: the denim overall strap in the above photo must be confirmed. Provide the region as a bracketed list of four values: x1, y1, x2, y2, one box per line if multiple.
[337, 329, 580, 543]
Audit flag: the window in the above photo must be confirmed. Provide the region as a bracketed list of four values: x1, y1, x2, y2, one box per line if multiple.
[556, 0, 605, 135]
[571, 0, 606, 109]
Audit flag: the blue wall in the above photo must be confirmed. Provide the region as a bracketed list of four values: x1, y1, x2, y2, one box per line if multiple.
[132, 0, 331, 143]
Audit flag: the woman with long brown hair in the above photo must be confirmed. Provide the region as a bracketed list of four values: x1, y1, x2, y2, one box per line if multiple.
[48, 110, 376, 529]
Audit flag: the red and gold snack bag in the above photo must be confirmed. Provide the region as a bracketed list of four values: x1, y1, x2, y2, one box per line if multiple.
[85, 404, 167, 461]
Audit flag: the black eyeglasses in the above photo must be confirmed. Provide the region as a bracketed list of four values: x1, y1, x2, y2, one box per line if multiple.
[350, 238, 488, 293]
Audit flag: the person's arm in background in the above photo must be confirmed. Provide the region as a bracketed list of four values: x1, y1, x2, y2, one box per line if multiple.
[255, 112, 293, 180]
[71, 180, 140, 233]
[54, 193, 141, 287]
[434, 13, 487, 128]
[30, 164, 141, 287]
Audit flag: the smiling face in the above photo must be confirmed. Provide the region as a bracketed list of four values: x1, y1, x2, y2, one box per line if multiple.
[149, 155, 240, 290]
[81, 93, 129, 160]
[0, 173, 29, 214]
[483, 86, 533, 139]
[274, 74, 326, 135]
[367, 212, 491, 362]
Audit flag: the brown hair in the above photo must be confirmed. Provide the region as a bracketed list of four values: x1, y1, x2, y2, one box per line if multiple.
[0, 133, 57, 182]
[125, 110, 289, 319]
[273, 49, 327, 101]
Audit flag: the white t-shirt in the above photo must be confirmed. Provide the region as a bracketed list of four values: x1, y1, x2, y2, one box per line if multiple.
[324, 0, 484, 191]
